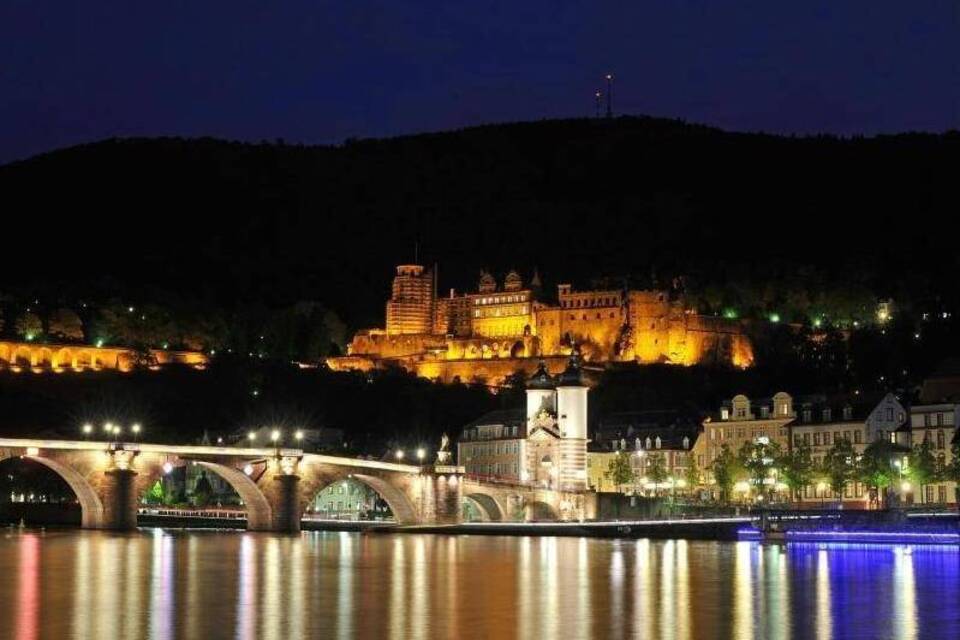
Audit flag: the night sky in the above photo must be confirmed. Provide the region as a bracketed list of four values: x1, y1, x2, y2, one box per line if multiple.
[2, 1, 957, 164]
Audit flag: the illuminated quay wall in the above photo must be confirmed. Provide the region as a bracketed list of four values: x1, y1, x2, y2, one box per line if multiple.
[328, 265, 753, 385]
[0, 340, 207, 373]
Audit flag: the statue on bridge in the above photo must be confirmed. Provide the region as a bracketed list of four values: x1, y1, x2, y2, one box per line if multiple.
[436, 433, 451, 464]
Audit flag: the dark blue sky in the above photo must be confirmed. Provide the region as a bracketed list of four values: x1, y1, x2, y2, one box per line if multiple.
[2, 1, 957, 163]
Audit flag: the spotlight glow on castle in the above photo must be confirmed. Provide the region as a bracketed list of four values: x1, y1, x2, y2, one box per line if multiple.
[328, 264, 753, 384]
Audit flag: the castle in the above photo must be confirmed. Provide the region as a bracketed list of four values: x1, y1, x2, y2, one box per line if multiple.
[327, 264, 753, 384]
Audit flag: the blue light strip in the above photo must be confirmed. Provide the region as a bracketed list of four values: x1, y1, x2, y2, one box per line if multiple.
[786, 530, 960, 544]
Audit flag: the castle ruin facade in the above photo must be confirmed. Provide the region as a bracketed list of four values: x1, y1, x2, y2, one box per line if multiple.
[327, 264, 753, 385]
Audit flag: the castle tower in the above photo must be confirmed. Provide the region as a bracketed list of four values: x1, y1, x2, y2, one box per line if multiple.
[526, 359, 556, 430]
[555, 351, 588, 491]
[385, 264, 435, 335]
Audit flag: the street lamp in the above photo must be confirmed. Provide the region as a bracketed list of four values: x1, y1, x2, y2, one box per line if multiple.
[82, 423, 92, 439]
[248, 431, 257, 444]
[131, 423, 141, 441]
[417, 448, 426, 462]
[395, 450, 404, 461]
[295, 430, 304, 443]
[271, 429, 281, 444]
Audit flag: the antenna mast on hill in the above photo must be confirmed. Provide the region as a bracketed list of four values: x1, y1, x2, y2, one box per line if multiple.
[594, 89, 602, 118]
[605, 73, 614, 118]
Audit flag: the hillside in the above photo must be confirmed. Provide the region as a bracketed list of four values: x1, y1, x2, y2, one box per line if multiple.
[1, 116, 958, 330]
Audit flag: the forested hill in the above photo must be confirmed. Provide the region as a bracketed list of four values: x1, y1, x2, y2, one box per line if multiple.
[1, 117, 957, 329]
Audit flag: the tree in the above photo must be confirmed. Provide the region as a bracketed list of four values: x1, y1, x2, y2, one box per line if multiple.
[778, 442, 814, 502]
[684, 455, 701, 492]
[858, 440, 898, 508]
[146, 479, 164, 505]
[605, 452, 634, 494]
[710, 444, 742, 503]
[47, 308, 84, 341]
[822, 438, 857, 503]
[14, 312, 42, 340]
[191, 471, 213, 508]
[908, 439, 939, 502]
[739, 439, 782, 500]
[646, 453, 668, 495]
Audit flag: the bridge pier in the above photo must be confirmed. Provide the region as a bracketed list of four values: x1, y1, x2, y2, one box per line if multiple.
[419, 466, 464, 524]
[269, 474, 302, 533]
[100, 469, 139, 530]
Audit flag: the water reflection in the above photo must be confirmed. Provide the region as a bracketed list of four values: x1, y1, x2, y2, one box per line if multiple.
[0, 531, 957, 639]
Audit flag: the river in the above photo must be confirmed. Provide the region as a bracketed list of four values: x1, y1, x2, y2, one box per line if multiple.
[0, 528, 957, 639]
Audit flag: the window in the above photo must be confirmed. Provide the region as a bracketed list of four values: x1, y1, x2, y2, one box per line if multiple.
[937, 431, 945, 449]
[822, 409, 831, 422]
[844, 431, 851, 442]
[854, 431, 862, 444]
[843, 406, 853, 420]
[936, 413, 944, 426]
[823, 432, 831, 446]
[794, 435, 802, 447]
[802, 433, 810, 445]
[924, 414, 931, 427]
[813, 433, 821, 446]
[802, 410, 812, 422]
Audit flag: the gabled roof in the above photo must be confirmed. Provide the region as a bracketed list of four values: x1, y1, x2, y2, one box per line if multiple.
[463, 409, 525, 429]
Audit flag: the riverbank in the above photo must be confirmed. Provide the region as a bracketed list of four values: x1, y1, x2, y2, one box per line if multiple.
[131, 514, 751, 540]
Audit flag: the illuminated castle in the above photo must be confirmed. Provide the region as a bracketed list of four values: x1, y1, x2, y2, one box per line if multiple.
[328, 264, 753, 384]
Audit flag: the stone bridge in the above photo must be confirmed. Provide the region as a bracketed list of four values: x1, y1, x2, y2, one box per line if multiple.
[461, 476, 597, 523]
[0, 438, 463, 532]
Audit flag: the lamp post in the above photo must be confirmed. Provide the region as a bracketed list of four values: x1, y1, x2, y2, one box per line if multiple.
[131, 423, 141, 442]
[395, 450, 404, 462]
[417, 448, 426, 464]
[82, 424, 92, 440]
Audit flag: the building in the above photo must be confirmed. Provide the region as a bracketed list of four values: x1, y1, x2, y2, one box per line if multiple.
[694, 392, 795, 474]
[587, 410, 699, 494]
[790, 393, 909, 506]
[458, 356, 589, 491]
[908, 366, 960, 505]
[697, 391, 915, 506]
[328, 263, 753, 385]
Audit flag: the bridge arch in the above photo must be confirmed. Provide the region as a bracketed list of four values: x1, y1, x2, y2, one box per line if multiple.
[12, 345, 32, 368]
[192, 461, 273, 530]
[33, 347, 53, 368]
[464, 493, 504, 521]
[0, 453, 105, 528]
[52, 347, 74, 370]
[299, 471, 420, 525]
[525, 500, 559, 521]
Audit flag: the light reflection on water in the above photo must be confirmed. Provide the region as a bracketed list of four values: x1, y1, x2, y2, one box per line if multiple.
[0, 530, 957, 640]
